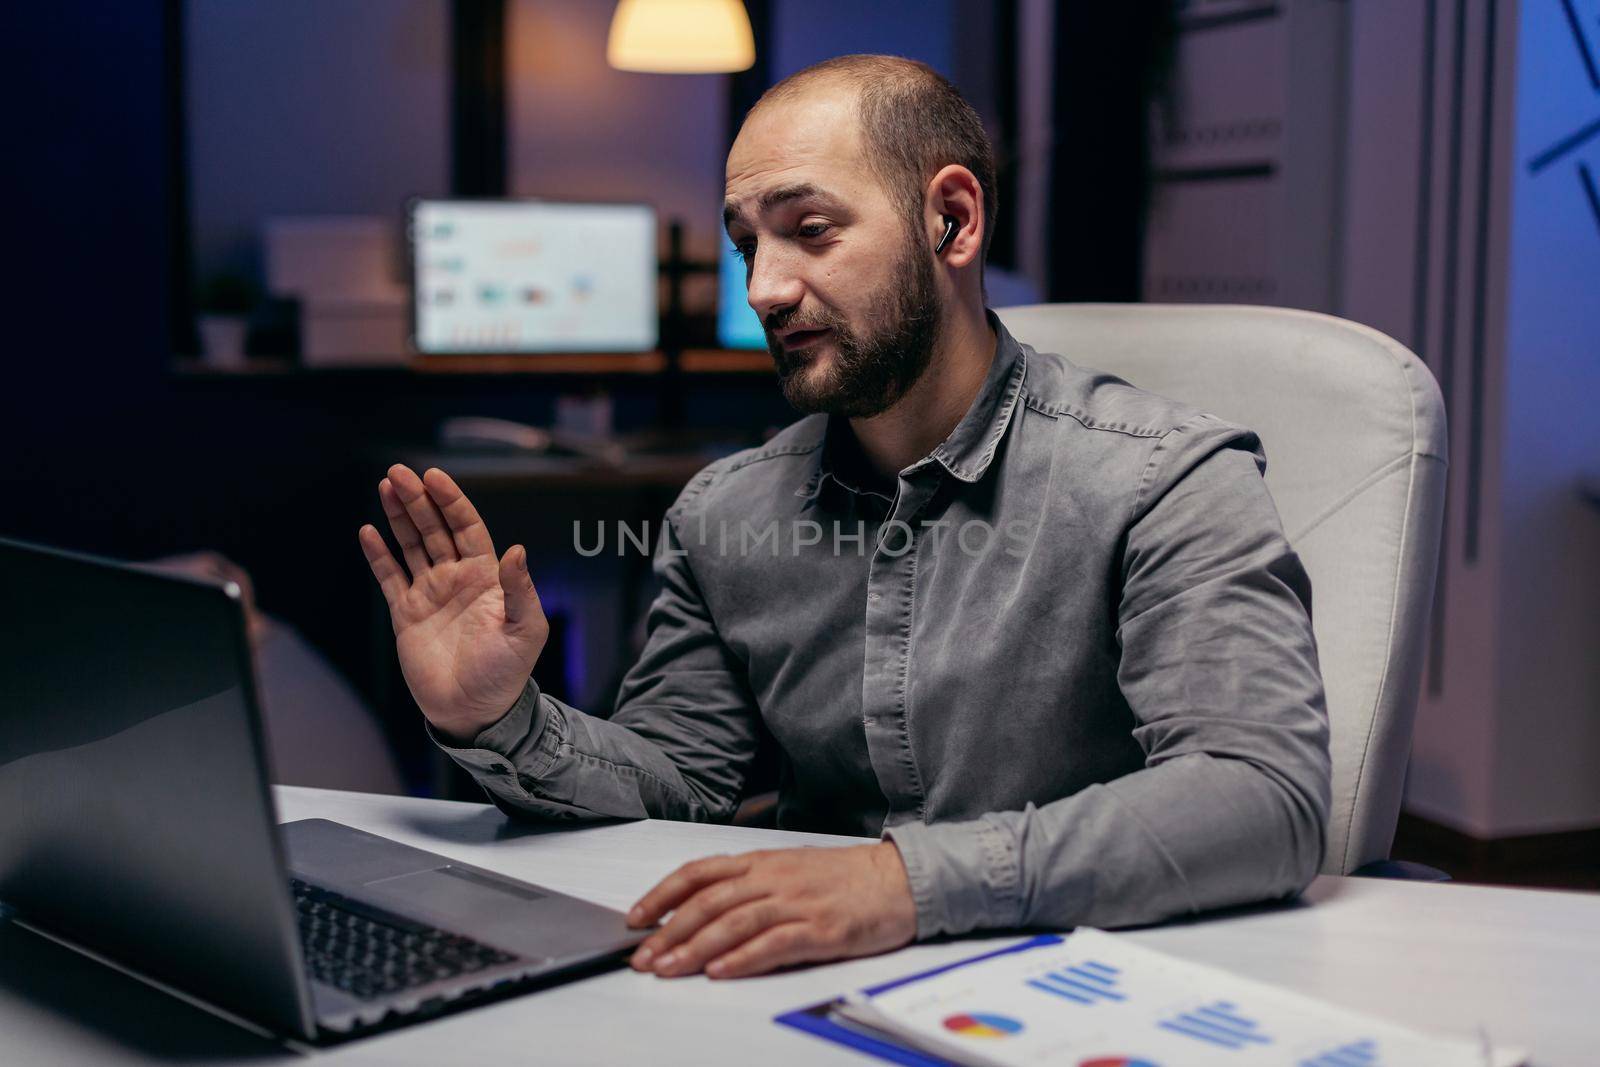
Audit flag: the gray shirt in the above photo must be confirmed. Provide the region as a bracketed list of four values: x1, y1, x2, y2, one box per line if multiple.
[431, 311, 1332, 940]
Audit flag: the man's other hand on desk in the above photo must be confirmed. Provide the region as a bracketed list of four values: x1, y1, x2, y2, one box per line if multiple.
[625, 842, 917, 979]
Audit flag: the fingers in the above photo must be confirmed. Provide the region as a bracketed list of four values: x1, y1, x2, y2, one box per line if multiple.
[704, 921, 819, 979]
[643, 898, 789, 978]
[421, 467, 495, 559]
[497, 545, 542, 628]
[358, 524, 409, 607]
[378, 478, 431, 577]
[386, 464, 459, 565]
[630, 875, 769, 971]
[628, 854, 753, 929]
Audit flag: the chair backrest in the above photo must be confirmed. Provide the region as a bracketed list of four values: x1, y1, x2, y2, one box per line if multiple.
[995, 303, 1447, 874]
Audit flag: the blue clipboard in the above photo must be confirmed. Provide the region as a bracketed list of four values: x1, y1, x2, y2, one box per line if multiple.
[774, 934, 1065, 1065]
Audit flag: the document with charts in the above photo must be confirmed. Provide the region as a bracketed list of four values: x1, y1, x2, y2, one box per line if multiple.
[818, 929, 1525, 1067]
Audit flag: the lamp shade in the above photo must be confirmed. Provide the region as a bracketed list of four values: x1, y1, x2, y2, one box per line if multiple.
[607, 0, 755, 74]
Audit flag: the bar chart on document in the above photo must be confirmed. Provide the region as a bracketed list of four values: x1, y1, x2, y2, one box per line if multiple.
[832, 929, 1525, 1067]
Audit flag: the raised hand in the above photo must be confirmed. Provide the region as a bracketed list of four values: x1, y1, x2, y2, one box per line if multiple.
[358, 465, 548, 744]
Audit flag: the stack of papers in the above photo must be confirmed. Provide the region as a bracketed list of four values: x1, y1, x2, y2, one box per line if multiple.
[779, 929, 1525, 1066]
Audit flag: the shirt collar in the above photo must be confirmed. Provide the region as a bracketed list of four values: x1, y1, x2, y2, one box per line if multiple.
[794, 308, 1028, 501]
[924, 308, 1028, 483]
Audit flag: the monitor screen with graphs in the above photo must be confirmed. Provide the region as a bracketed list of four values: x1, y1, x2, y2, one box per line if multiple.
[409, 199, 658, 354]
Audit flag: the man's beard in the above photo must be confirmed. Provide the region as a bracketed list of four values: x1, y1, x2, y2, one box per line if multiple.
[764, 230, 942, 418]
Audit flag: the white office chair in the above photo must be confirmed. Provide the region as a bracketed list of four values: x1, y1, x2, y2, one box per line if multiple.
[995, 303, 1448, 876]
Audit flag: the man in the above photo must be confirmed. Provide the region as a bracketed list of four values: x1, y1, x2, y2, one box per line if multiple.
[358, 55, 1330, 982]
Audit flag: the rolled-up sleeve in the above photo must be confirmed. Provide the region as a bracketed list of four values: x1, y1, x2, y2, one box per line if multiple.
[430, 505, 763, 825]
[885, 414, 1332, 937]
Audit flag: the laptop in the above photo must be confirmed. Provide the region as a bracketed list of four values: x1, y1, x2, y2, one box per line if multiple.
[0, 537, 647, 1041]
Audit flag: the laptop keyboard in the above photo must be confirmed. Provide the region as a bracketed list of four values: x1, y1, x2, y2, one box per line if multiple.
[290, 878, 520, 1001]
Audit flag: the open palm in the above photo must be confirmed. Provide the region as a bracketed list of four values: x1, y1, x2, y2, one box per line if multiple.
[358, 465, 548, 744]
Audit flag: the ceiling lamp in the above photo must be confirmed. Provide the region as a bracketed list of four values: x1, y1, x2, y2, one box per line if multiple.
[607, 0, 756, 74]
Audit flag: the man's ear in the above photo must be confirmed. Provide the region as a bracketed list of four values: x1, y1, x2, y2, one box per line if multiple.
[925, 165, 984, 270]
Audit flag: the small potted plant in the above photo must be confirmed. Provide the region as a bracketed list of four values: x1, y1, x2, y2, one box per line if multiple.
[195, 272, 257, 367]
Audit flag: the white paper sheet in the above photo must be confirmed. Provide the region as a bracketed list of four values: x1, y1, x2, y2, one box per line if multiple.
[835, 929, 1526, 1067]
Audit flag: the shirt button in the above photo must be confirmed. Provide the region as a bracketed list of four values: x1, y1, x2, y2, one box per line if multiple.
[867, 592, 881, 602]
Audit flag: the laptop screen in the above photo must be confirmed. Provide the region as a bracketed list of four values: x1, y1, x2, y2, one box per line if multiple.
[0, 538, 317, 1038]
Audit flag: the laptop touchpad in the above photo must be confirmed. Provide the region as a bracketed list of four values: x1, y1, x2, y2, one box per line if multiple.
[359, 865, 587, 957]
[368, 864, 547, 901]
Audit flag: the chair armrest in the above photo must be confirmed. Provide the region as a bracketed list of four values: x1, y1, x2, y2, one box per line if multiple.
[1350, 859, 1452, 881]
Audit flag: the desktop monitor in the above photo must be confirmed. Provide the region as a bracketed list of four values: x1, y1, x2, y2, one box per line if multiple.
[409, 199, 658, 354]
[717, 239, 768, 350]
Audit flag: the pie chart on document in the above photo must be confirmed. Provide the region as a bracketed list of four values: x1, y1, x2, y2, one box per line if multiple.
[941, 1012, 1024, 1037]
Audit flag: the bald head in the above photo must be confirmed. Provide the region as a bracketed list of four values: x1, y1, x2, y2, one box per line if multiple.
[739, 55, 998, 276]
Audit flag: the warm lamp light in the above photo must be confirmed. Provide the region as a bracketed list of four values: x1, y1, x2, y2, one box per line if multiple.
[607, 0, 755, 74]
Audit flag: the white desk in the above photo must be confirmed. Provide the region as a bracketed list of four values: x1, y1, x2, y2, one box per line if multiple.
[1, 786, 1595, 1065]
